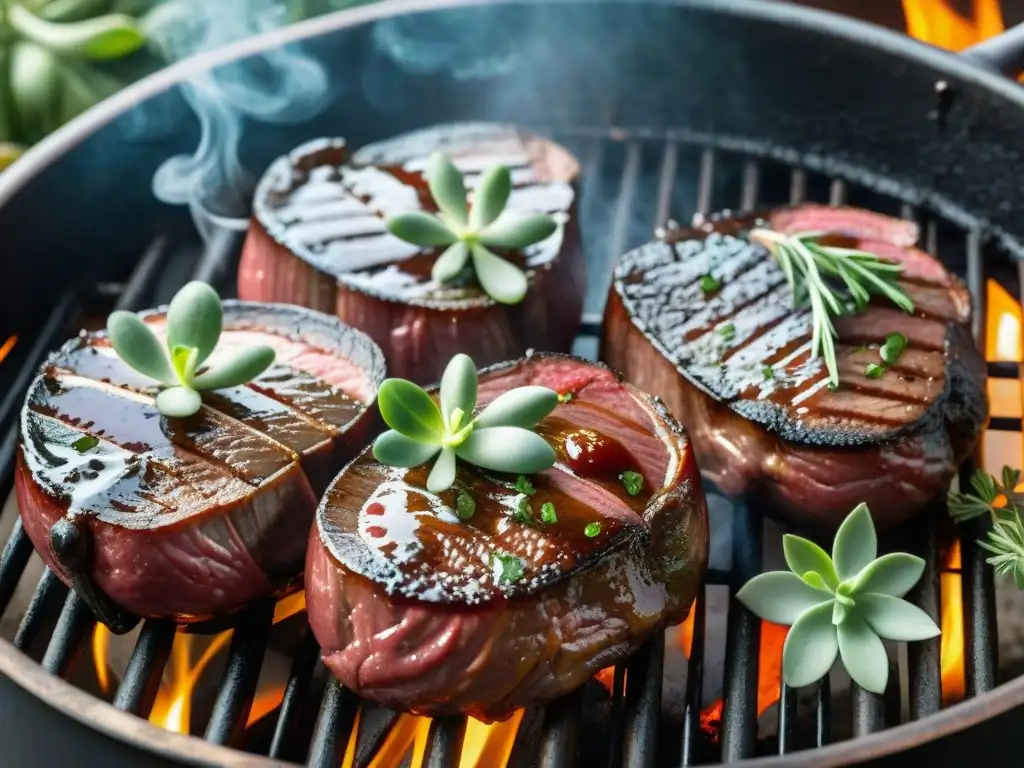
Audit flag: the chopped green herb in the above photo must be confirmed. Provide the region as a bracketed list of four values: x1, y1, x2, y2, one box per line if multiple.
[584, 522, 602, 537]
[620, 470, 644, 496]
[492, 551, 525, 583]
[72, 436, 99, 454]
[700, 274, 722, 294]
[456, 492, 476, 520]
[514, 496, 533, 524]
[879, 332, 908, 365]
[827, 381, 839, 391]
[515, 475, 536, 495]
[540, 502, 557, 524]
[762, 366, 774, 381]
[558, 392, 573, 403]
[864, 363, 885, 379]
[719, 323, 736, 341]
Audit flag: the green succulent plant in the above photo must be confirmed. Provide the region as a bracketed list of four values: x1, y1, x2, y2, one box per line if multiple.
[106, 281, 276, 418]
[385, 153, 559, 305]
[372, 353, 558, 493]
[737, 503, 940, 694]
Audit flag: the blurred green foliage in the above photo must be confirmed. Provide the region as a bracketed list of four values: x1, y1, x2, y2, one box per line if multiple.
[0, 0, 366, 161]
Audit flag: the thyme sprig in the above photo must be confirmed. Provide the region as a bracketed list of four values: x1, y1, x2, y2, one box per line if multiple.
[949, 467, 1024, 589]
[749, 229, 915, 387]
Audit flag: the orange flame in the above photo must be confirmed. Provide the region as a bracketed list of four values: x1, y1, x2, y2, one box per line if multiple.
[940, 541, 966, 702]
[903, 0, 1006, 50]
[92, 624, 112, 696]
[369, 712, 522, 768]
[0, 336, 16, 366]
[148, 630, 233, 733]
[272, 590, 306, 624]
[698, 620, 788, 741]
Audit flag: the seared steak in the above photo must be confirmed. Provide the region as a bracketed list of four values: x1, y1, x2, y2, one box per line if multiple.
[306, 353, 708, 720]
[602, 205, 987, 529]
[16, 302, 385, 624]
[239, 122, 585, 384]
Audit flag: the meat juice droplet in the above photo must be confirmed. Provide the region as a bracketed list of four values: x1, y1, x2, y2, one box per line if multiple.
[562, 428, 633, 478]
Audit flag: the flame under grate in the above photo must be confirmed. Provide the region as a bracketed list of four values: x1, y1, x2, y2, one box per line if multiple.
[0, 127, 1011, 767]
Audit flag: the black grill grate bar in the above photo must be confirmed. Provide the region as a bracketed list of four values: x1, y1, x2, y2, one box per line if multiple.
[679, 587, 706, 767]
[538, 685, 583, 768]
[306, 678, 359, 768]
[41, 592, 95, 677]
[777, 683, 797, 754]
[605, 665, 627, 768]
[269, 629, 322, 761]
[655, 141, 679, 228]
[0, 516, 33, 618]
[607, 141, 642, 279]
[425, 717, 468, 768]
[719, 502, 763, 762]
[960, 228, 997, 697]
[907, 513, 942, 720]
[789, 169, 807, 206]
[816, 675, 831, 746]
[829, 179, 846, 207]
[697, 149, 716, 219]
[622, 632, 663, 767]
[851, 688, 885, 737]
[740, 161, 760, 212]
[12, 568, 68, 653]
[113, 620, 176, 716]
[204, 600, 275, 747]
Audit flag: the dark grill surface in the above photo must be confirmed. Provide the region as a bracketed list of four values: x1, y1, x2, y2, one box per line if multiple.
[0, 128, 1005, 766]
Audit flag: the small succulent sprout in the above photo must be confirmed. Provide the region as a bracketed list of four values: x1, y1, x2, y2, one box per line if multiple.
[372, 353, 559, 494]
[106, 281, 276, 418]
[385, 153, 559, 305]
[736, 503, 939, 694]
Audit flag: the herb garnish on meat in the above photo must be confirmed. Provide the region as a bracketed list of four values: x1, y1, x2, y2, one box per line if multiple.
[749, 230, 915, 388]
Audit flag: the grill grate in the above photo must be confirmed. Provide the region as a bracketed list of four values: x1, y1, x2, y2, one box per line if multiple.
[0, 129, 1006, 766]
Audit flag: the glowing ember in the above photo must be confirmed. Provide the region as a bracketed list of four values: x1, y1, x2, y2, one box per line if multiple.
[594, 666, 617, 693]
[903, 0, 1006, 51]
[0, 336, 16, 366]
[364, 712, 524, 768]
[940, 541, 966, 702]
[91, 624, 112, 696]
[678, 600, 697, 659]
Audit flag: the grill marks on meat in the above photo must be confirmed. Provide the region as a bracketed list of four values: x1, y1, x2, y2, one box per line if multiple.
[614, 207, 973, 445]
[306, 354, 708, 719]
[16, 302, 385, 621]
[603, 205, 987, 528]
[239, 123, 586, 383]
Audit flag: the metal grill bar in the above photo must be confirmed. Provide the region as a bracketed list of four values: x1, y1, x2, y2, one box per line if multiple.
[269, 630, 322, 760]
[538, 686, 583, 768]
[205, 599, 275, 746]
[623, 633, 663, 766]
[113, 621, 176, 716]
[0, 133, 1010, 768]
[425, 717, 467, 768]
[907, 520, 941, 719]
[306, 679, 359, 768]
[680, 588, 705, 767]
[12, 569, 67, 653]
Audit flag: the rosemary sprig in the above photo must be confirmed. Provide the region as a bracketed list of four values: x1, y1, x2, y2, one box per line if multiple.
[948, 467, 1024, 589]
[749, 229, 915, 387]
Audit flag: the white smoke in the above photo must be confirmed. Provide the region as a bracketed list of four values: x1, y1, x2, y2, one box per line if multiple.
[142, 0, 330, 242]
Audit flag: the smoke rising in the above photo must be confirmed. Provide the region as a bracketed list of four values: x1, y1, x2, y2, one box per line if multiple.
[143, 0, 330, 241]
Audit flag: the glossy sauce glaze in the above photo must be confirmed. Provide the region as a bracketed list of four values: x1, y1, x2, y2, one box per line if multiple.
[20, 302, 382, 529]
[253, 124, 579, 307]
[316, 356, 680, 606]
[612, 205, 976, 446]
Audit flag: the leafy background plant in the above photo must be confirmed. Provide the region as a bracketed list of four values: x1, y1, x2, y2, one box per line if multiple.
[0, 0, 365, 170]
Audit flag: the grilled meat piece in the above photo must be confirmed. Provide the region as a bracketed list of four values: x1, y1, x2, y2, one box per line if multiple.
[306, 354, 708, 720]
[239, 122, 585, 384]
[602, 205, 987, 529]
[16, 303, 385, 624]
